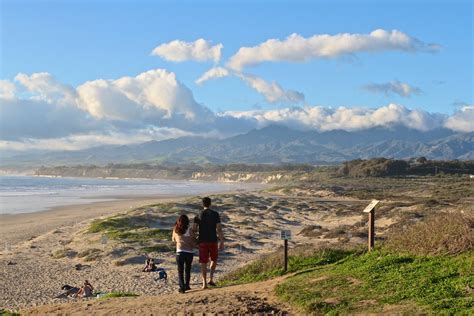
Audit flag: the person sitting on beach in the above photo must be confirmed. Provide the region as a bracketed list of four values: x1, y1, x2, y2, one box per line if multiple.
[193, 197, 224, 289]
[142, 258, 158, 272]
[172, 214, 195, 293]
[142, 258, 151, 272]
[77, 280, 94, 298]
[55, 285, 80, 298]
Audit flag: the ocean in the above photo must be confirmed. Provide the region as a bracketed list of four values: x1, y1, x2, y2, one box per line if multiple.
[0, 175, 255, 214]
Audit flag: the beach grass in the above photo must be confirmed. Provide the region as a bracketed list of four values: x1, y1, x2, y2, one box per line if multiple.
[77, 248, 103, 261]
[105, 228, 171, 241]
[221, 210, 474, 314]
[88, 216, 150, 233]
[0, 310, 20, 316]
[51, 248, 77, 259]
[276, 250, 474, 314]
[141, 244, 174, 253]
[98, 292, 139, 299]
[88, 214, 172, 242]
[220, 247, 356, 285]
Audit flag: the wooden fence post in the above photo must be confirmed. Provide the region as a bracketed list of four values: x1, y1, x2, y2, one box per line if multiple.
[281, 230, 291, 271]
[363, 200, 379, 252]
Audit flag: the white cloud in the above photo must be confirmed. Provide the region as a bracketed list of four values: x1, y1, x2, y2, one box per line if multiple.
[444, 106, 474, 132]
[223, 103, 446, 132]
[0, 127, 194, 151]
[195, 67, 304, 104]
[0, 80, 16, 99]
[14, 72, 77, 105]
[76, 69, 214, 125]
[237, 73, 305, 104]
[0, 97, 100, 141]
[362, 80, 422, 97]
[151, 39, 223, 63]
[1, 68, 470, 152]
[195, 67, 230, 85]
[228, 29, 440, 70]
[1, 69, 216, 142]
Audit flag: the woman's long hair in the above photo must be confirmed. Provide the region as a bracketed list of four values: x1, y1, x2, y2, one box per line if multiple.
[174, 214, 189, 235]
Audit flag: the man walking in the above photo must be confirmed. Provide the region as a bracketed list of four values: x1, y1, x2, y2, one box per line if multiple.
[194, 197, 224, 288]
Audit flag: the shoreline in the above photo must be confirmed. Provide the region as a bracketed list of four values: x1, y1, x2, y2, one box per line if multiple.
[0, 184, 264, 248]
[0, 196, 185, 247]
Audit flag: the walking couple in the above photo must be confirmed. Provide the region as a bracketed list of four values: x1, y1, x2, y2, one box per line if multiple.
[171, 197, 224, 293]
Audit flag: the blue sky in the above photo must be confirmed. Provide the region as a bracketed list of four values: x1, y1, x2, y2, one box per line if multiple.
[0, 0, 472, 150]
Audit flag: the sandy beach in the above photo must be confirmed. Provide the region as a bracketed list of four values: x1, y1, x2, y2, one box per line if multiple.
[0, 196, 186, 247]
[0, 188, 372, 312]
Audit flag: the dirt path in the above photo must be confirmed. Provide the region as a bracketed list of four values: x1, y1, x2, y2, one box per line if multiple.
[23, 277, 296, 315]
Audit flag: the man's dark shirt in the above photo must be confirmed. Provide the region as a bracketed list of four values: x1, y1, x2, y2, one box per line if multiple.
[194, 208, 221, 243]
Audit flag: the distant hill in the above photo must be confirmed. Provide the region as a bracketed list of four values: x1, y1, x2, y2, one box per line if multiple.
[0, 125, 472, 167]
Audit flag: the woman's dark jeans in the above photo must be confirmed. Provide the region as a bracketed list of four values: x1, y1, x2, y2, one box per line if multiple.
[176, 252, 193, 291]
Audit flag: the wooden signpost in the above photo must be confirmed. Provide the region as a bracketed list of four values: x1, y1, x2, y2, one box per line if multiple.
[101, 235, 108, 250]
[280, 230, 291, 271]
[363, 200, 379, 251]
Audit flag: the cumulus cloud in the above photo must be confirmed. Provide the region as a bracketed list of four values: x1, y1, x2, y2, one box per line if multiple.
[0, 98, 100, 141]
[0, 80, 16, 99]
[223, 103, 446, 132]
[76, 69, 214, 127]
[195, 67, 231, 85]
[151, 39, 223, 63]
[237, 73, 305, 104]
[444, 106, 474, 132]
[1, 68, 470, 151]
[14, 72, 77, 105]
[228, 29, 440, 70]
[362, 80, 422, 97]
[1, 69, 217, 143]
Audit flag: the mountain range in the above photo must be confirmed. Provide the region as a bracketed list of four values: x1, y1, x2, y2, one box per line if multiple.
[1, 125, 472, 167]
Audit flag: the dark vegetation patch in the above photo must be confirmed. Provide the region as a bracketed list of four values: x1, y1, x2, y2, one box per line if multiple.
[113, 255, 148, 266]
[51, 248, 77, 259]
[98, 292, 139, 299]
[339, 158, 474, 177]
[141, 243, 174, 253]
[77, 248, 102, 261]
[107, 228, 171, 242]
[298, 225, 328, 238]
[0, 310, 20, 316]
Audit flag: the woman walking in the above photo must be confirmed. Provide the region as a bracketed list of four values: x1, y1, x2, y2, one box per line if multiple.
[172, 214, 195, 293]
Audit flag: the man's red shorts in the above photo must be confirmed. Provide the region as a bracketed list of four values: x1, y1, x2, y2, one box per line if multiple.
[199, 242, 218, 263]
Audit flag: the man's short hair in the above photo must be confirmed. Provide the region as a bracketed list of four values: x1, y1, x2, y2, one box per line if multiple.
[202, 197, 211, 208]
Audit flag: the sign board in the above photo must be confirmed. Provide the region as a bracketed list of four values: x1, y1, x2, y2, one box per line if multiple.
[280, 230, 292, 240]
[363, 200, 380, 213]
[101, 235, 109, 245]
